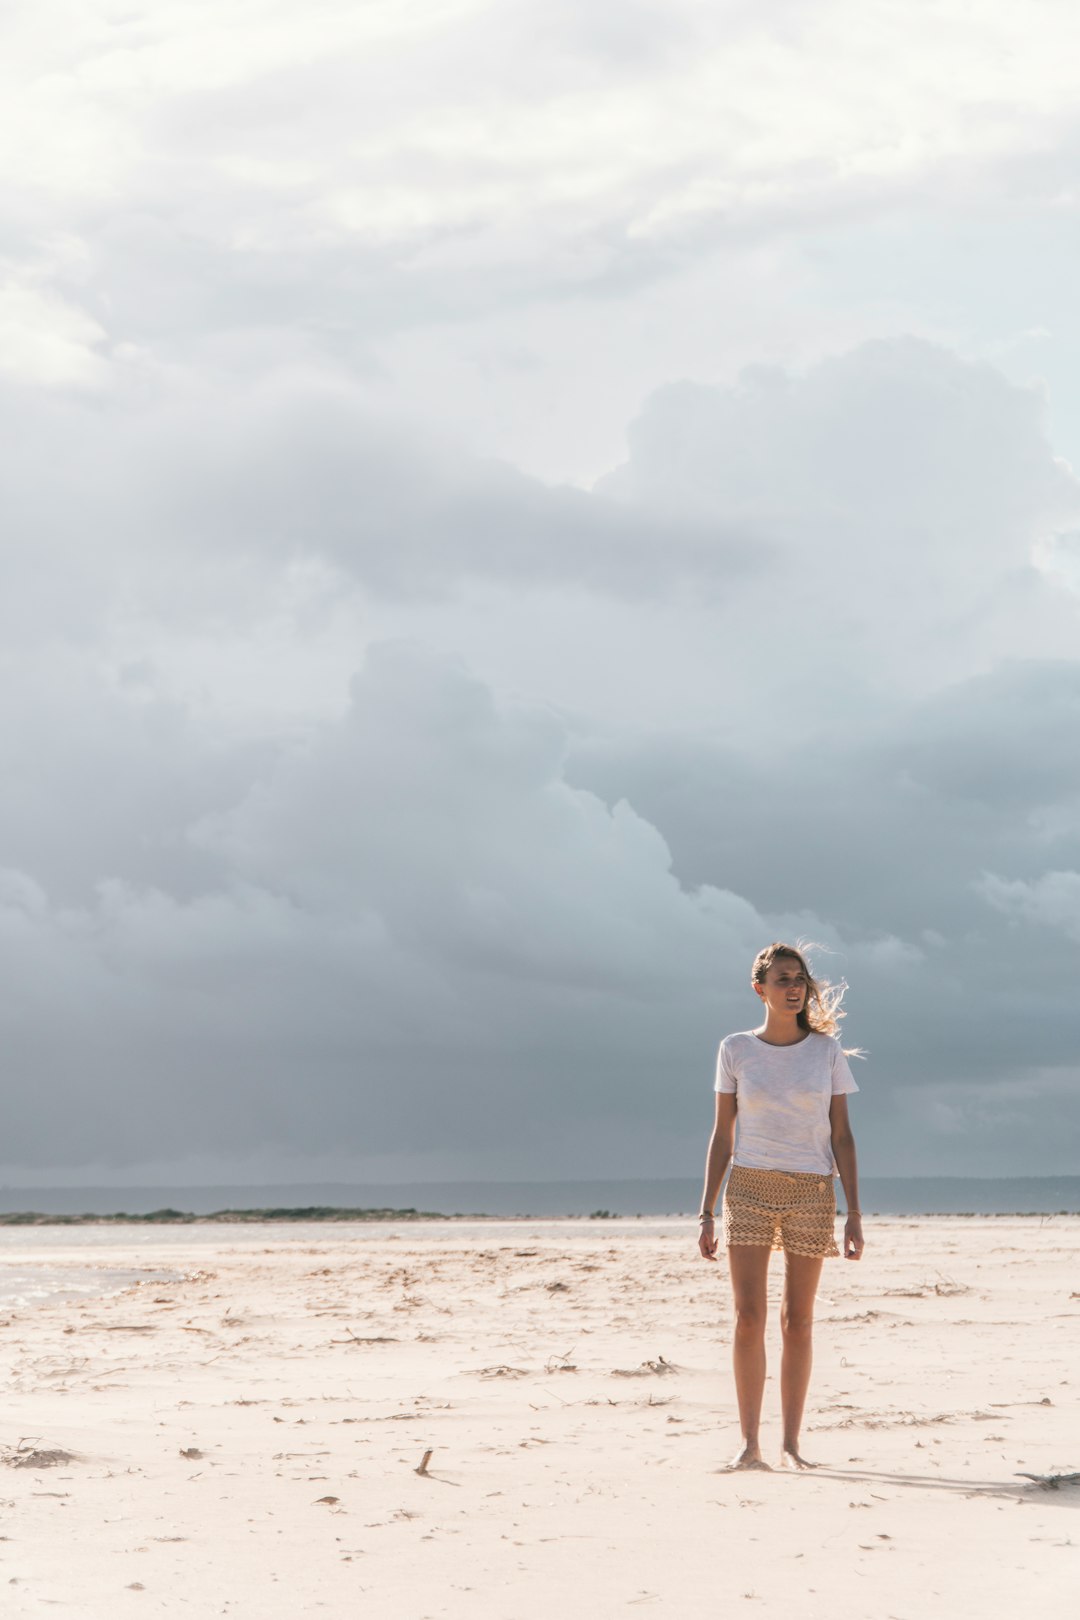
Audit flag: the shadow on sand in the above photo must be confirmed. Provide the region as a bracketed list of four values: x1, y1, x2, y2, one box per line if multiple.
[812, 1464, 1080, 1505]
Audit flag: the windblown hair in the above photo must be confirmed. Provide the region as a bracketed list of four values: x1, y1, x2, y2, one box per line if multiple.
[752, 940, 861, 1054]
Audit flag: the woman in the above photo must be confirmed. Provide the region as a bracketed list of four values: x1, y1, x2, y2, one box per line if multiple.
[698, 941, 864, 1472]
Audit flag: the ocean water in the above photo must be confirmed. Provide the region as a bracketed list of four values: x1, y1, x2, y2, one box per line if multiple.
[0, 1175, 1078, 1219]
[0, 1259, 178, 1311]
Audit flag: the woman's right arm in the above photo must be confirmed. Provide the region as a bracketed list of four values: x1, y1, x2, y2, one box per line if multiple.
[698, 1092, 737, 1260]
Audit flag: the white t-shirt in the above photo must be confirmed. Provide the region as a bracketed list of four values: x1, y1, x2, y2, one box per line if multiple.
[714, 1029, 859, 1176]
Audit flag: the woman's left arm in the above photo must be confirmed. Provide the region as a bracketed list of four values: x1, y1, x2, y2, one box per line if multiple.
[830, 1094, 864, 1261]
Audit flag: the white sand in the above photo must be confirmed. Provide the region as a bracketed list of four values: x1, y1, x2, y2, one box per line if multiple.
[0, 1216, 1077, 1616]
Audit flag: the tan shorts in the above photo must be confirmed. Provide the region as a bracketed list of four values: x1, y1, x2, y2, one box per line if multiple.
[722, 1165, 839, 1259]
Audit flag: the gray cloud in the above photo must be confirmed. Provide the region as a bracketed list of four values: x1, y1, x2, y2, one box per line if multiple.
[5, 4, 1080, 1189]
[0, 644, 789, 1176]
[0, 370, 765, 623]
[978, 869, 1080, 943]
[2, 333, 1079, 1182]
[599, 339, 1079, 598]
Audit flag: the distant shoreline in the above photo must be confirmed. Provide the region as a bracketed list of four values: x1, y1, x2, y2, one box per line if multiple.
[4, 1176, 1078, 1219]
[1, 1205, 1078, 1225]
[0, 1207, 450, 1225]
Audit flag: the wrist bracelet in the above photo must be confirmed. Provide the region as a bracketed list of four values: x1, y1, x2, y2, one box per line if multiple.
[845, 1209, 862, 1216]
[698, 1212, 715, 1223]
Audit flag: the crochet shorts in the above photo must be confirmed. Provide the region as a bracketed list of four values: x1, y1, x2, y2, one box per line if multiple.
[722, 1165, 839, 1259]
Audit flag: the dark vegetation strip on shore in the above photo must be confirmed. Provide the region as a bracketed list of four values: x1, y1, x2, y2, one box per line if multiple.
[0, 1206, 1078, 1225]
[0, 1207, 451, 1225]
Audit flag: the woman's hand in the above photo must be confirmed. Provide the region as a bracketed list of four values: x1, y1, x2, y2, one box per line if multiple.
[699, 1214, 719, 1261]
[844, 1213, 864, 1260]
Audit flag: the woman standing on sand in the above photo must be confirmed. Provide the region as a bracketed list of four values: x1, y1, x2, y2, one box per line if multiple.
[698, 941, 864, 1471]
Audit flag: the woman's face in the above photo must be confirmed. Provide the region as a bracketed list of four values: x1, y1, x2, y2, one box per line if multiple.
[755, 956, 808, 1016]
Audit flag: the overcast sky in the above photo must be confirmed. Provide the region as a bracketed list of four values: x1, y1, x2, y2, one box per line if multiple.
[3, 0, 1080, 1186]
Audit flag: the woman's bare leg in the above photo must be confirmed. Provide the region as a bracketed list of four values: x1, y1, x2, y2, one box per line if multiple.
[779, 1251, 824, 1468]
[726, 1243, 772, 1469]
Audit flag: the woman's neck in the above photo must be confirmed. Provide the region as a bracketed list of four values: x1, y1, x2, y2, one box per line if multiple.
[755, 1010, 807, 1046]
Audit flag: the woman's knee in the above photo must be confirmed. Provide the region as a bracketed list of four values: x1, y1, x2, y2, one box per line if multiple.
[733, 1300, 767, 1340]
[780, 1306, 814, 1341]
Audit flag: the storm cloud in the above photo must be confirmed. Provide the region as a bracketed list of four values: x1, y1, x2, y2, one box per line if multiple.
[2, 2, 1080, 1185]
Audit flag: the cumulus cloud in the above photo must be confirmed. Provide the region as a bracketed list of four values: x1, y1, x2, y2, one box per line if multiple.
[0, 369, 763, 657]
[0, 644, 805, 1176]
[4, 4, 1080, 1187]
[977, 869, 1080, 942]
[4, 335, 1075, 643]
[597, 340, 1080, 690]
[1, 328, 1079, 1180]
[0, 274, 108, 388]
[1035, 528, 1080, 596]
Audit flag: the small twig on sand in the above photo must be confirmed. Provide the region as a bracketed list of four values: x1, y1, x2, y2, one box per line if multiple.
[535, 1385, 571, 1406]
[331, 1328, 399, 1345]
[415, 1449, 433, 1477]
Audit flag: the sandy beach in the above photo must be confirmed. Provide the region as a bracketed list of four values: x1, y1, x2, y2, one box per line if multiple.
[0, 1216, 1077, 1617]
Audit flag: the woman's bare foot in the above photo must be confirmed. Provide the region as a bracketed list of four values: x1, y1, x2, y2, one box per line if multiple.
[779, 1445, 818, 1471]
[726, 1443, 772, 1471]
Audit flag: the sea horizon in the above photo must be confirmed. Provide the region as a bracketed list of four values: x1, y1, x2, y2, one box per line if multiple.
[1, 1174, 1078, 1218]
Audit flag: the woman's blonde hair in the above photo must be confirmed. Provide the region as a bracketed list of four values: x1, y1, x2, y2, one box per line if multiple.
[752, 940, 860, 1052]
